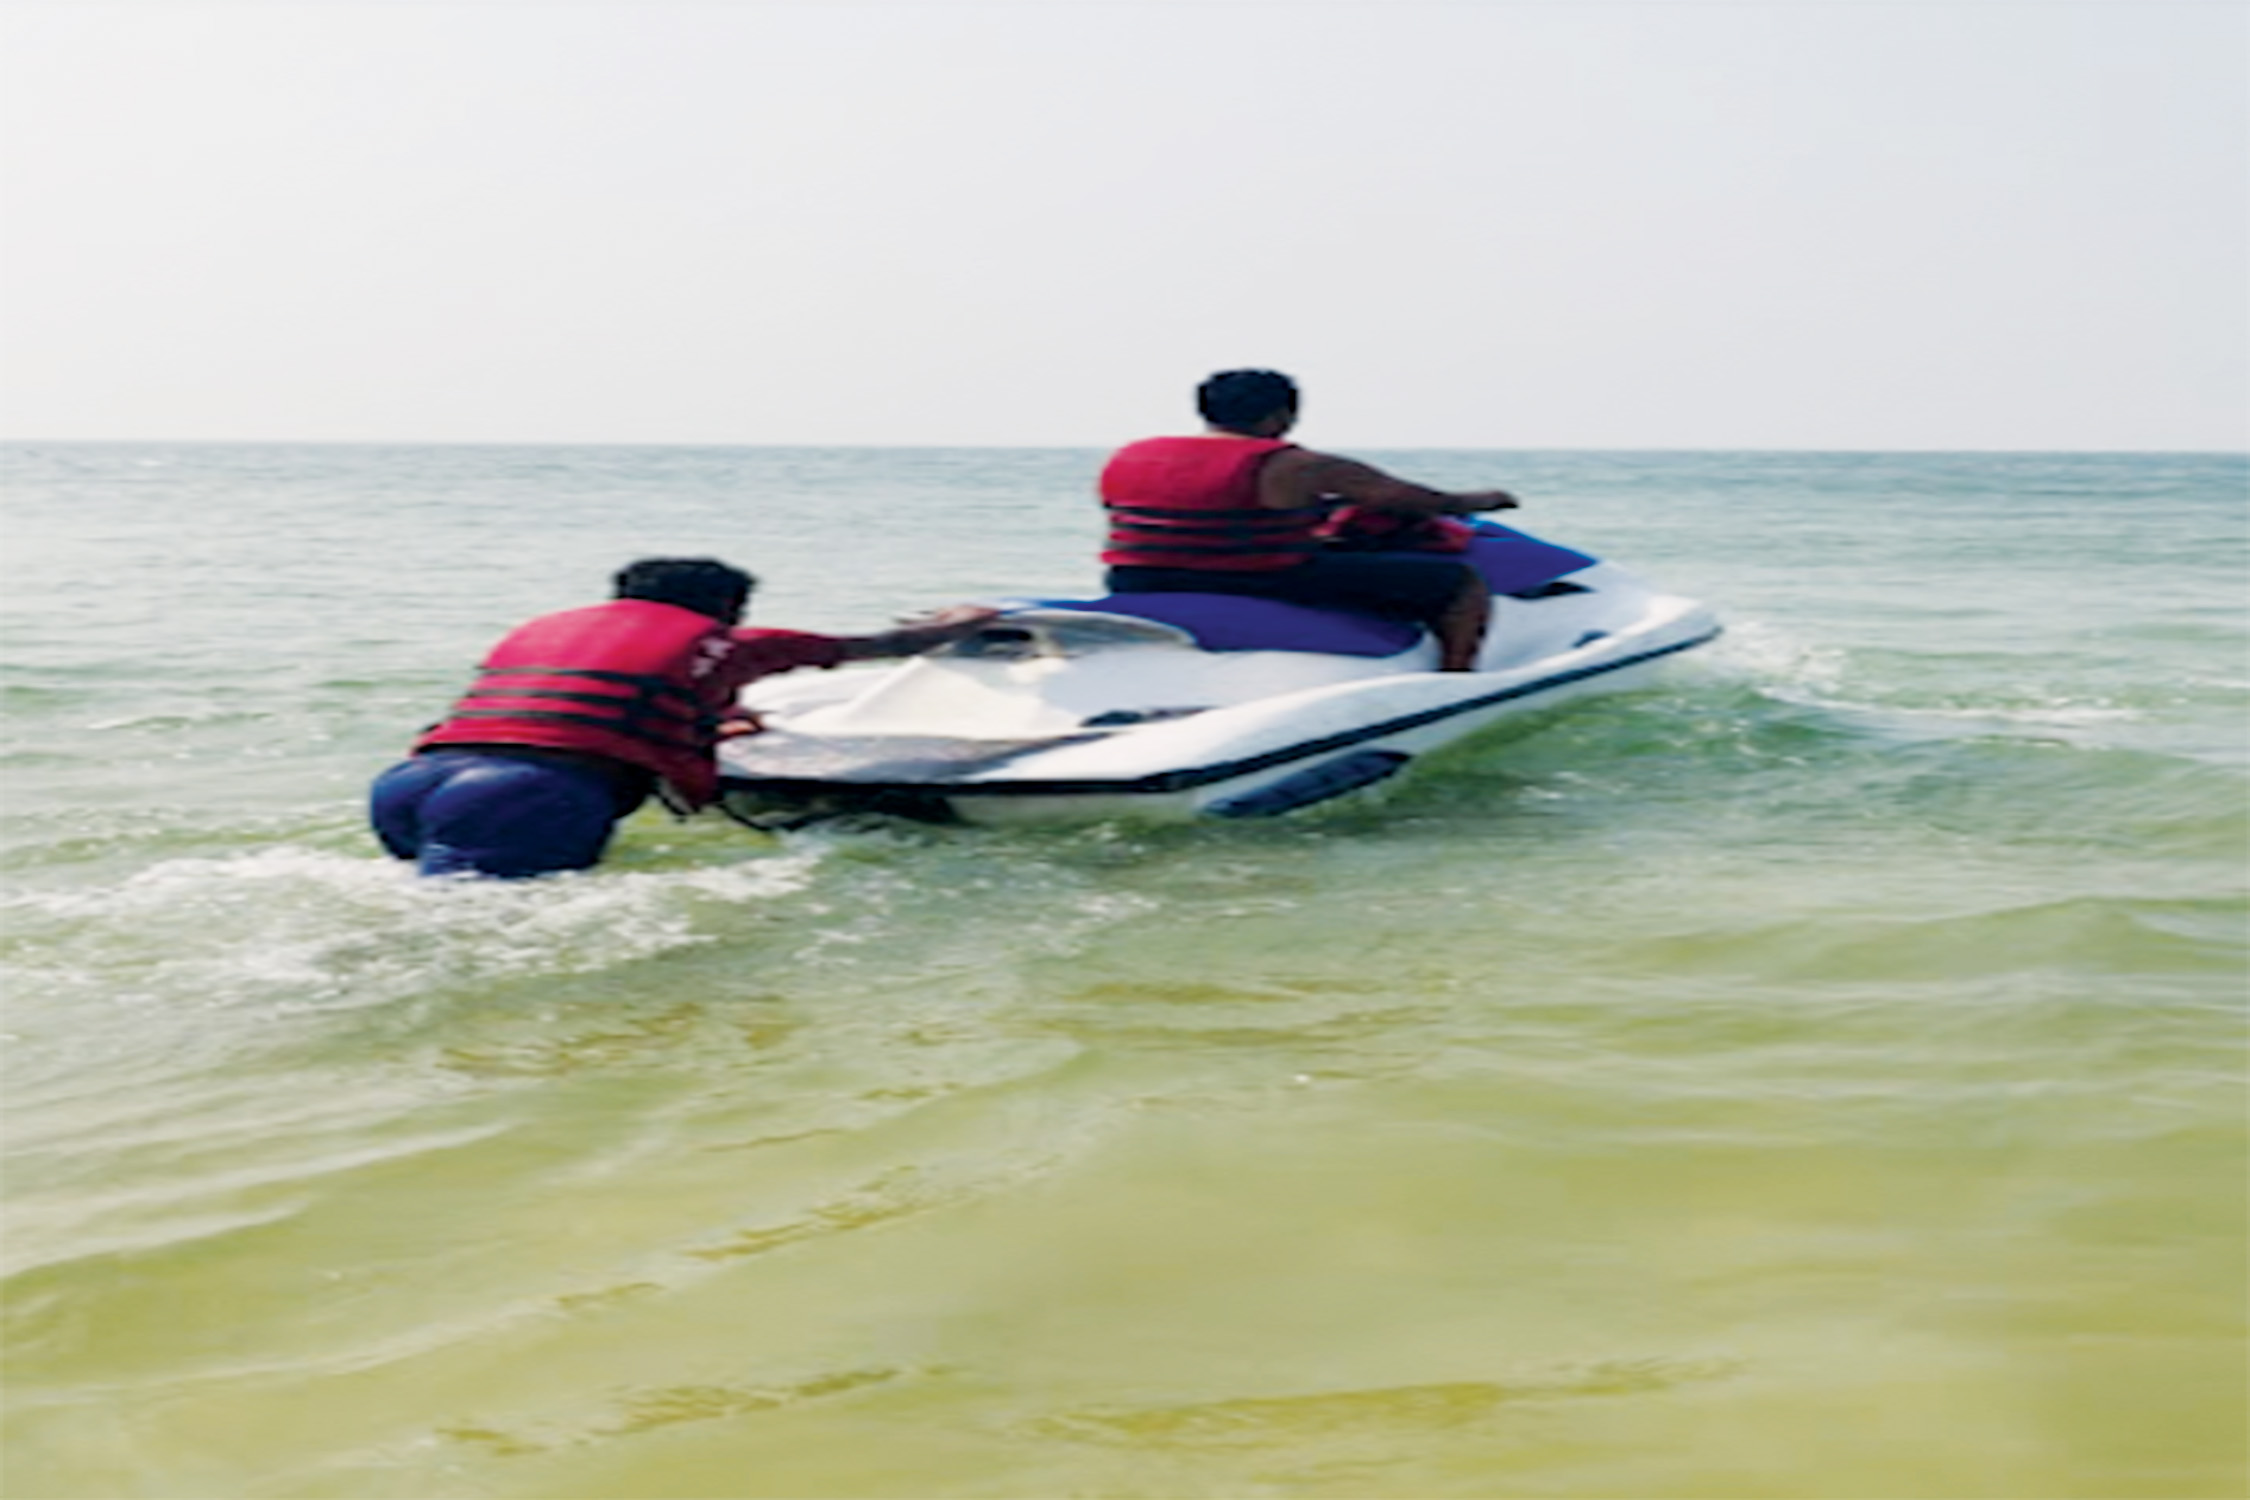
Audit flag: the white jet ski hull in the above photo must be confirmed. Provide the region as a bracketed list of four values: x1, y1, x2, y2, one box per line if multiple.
[718, 530, 1720, 825]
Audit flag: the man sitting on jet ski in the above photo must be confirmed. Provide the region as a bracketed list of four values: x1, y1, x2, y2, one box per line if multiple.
[1099, 369, 1522, 671]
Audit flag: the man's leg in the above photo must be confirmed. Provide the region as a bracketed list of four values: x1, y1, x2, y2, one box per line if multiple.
[369, 756, 452, 861]
[1284, 554, 1491, 670]
[1434, 569, 1492, 672]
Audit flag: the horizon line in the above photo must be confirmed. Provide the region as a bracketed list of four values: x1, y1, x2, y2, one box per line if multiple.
[6, 436, 2246, 459]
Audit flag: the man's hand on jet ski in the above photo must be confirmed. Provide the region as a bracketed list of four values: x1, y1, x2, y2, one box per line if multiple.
[833, 604, 1004, 662]
[900, 604, 1004, 629]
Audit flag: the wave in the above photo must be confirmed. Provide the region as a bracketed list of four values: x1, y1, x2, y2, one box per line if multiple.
[0, 842, 835, 1101]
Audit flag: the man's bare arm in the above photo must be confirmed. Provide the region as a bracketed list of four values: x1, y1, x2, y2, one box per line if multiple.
[834, 605, 1001, 662]
[1260, 448, 1518, 515]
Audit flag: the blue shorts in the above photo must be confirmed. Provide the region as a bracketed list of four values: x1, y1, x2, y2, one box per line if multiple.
[369, 751, 625, 878]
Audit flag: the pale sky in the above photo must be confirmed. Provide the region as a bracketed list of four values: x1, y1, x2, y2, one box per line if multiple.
[1, 0, 2243, 451]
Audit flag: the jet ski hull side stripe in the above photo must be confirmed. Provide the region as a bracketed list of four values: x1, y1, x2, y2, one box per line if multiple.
[1202, 750, 1413, 818]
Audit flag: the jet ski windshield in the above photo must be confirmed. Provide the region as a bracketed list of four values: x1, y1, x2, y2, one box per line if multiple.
[936, 610, 1197, 661]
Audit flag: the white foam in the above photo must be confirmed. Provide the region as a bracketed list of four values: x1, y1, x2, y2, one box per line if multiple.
[1704, 618, 1849, 697]
[1703, 617, 2146, 736]
[0, 842, 834, 1072]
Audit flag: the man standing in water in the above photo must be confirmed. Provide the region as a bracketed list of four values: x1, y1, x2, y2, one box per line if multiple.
[1099, 369, 1521, 671]
[370, 558, 994, 878]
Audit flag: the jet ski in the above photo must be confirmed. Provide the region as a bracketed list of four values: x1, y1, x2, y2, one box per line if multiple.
[717, 521, 1721, 826]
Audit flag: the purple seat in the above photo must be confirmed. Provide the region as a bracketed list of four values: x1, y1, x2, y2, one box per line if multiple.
[1048, 593, 1421, 656]
[1044, 525, 1598, 656]
[1463, 526, 1598, 594]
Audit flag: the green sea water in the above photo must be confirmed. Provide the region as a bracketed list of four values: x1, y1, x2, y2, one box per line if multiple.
[2, 444, 2244, 1498]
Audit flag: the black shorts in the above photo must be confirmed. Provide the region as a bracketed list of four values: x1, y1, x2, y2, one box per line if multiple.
[1105, 552, 1475, 629]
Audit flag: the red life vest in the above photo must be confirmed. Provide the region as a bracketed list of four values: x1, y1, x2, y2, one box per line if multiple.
[415, 599, 738, 807]
[1099, 435, 1325, 572]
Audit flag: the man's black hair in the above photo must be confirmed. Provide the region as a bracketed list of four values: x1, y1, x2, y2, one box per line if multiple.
[612, 557, 756, 624]
[1196, 369, 1299, 432]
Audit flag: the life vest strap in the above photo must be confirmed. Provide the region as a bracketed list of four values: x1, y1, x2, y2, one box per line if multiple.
[1104, 503, 1325, 525]
[478, 664, 701, 705]
[1104, 525, 1328, 554]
